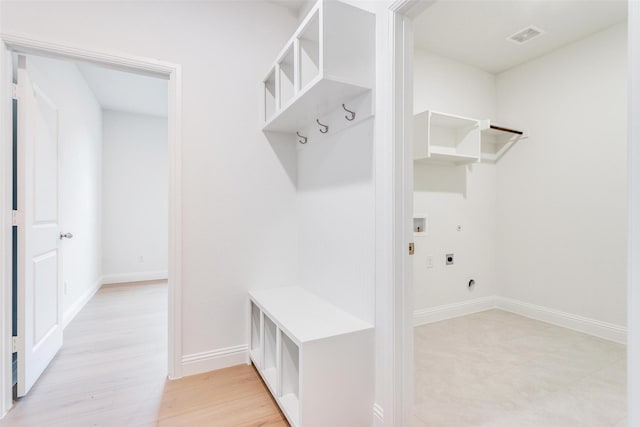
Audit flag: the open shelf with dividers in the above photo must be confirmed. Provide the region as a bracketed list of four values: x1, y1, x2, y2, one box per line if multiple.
[248, 287, 373, 427]
[414, 110, 482, 165]
[261, 0, 375, 133]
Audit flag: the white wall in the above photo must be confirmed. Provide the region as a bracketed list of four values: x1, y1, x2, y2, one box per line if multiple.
[297, 117, 375, 324]
[414, 50, 496, 120]
[413, 50, 499, 312]
[0, 1, 300, 369]
[102, 110, 167, 284]
[496, 23, 628, 327]
[24, 56, 103, 320]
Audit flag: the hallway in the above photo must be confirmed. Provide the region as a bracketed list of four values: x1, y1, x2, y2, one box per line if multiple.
[1, 281, 285, 426]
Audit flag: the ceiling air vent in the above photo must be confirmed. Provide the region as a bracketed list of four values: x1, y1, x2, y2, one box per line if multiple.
[507, 26, 544, 44]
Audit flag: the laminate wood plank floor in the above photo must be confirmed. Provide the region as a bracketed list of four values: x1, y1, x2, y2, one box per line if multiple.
[414, 309, 627, 427]
[0, 281, 287, 427]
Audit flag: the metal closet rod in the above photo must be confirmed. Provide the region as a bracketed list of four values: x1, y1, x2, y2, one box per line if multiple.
[490, 124, 524, 135]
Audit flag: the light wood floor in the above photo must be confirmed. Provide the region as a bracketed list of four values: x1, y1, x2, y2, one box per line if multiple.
[0, 281, 287, 427]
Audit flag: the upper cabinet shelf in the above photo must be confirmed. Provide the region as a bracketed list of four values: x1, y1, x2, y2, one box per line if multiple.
[415, 110, 482, 165]
[262, 0, 375, 133]
[414, 110, 526, 165]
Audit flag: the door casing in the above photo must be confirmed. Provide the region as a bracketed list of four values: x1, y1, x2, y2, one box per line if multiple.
[0, 34, 183, 416]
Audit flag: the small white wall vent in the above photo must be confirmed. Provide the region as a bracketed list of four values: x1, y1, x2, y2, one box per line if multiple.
[507, 26, 545, 44]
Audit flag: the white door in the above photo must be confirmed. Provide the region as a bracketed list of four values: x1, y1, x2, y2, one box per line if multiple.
[15, 55, 63, 397]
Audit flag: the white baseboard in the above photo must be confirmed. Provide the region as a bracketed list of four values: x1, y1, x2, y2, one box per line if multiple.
[413, 296, 627, 344]
[413, 296, 497, 326]
[496, 297, 627, 344]
[62, 275, 103, 329]
[101, 270, 168, 285]
[181, 345, 248, 377]
[373, 403, 384, 425]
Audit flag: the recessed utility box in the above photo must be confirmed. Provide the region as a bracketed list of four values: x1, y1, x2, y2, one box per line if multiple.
[413, 215, 428, 236]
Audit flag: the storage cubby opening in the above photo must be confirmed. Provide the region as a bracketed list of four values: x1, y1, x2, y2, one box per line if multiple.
[278, 46, 295, 108]
[264, 69, 277, 122]
[263, 315, 278, 389]
[250, 302, 261, 356]
[280, 333, 299, 398]
[426, 112, 480, 162]
[280, 332, 300, 425]
[298, 11, 320, 91]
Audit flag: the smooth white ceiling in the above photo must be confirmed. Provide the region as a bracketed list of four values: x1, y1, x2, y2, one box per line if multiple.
[414, 0, 627, 74]
[77, 62, 168, 117]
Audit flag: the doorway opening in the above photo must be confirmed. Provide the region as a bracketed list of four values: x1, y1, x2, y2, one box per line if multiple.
[395, 1, 631, 425]
[0, 36, 182, 417]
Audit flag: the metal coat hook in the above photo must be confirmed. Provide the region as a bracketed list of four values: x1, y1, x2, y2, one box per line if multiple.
[342, 104, 356, 121]
[296, 132, 308, 144]
[316, 119, 329, 134]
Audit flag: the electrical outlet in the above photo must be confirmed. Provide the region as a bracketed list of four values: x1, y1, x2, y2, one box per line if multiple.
[426, 255, 433, 268]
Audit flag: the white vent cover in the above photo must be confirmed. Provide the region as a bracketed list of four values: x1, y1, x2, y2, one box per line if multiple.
[507, 26, 545, 44]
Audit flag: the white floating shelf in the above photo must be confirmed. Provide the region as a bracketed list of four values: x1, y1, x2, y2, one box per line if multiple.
[425, 147, 481, 165]
[261, 0, 375, 134]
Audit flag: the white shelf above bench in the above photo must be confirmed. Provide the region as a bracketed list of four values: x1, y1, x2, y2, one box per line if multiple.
[261, 0, 375, 134]
[263, 76, 370, 133]
[249, 286, 373, 427]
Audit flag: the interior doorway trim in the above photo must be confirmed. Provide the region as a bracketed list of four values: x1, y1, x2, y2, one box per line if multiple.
[387, 1, 433, 425]
[390, 3, 640, 427]
[0, 33, 183, 417]
[628, 2, 640, 425]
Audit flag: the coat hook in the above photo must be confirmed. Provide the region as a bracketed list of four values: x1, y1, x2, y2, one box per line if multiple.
[316, 119, 329, 134]
[342, 104, 356, 121]
[296, 131, 308, 144]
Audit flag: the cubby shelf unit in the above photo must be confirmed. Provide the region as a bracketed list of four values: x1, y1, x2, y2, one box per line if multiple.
[414, 110, 482, 165]
[414, 110, 526, 165]
[261, 0, 375, 133]
[248, 287, 373, 427]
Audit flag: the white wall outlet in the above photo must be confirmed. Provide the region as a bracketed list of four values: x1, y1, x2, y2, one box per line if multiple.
[426, 255, 433, 268]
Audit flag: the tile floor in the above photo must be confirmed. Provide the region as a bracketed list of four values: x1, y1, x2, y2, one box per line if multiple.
[414, 309, 626, 427]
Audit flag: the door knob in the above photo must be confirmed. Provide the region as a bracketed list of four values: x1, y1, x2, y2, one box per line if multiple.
[59, 232, 73, 240]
